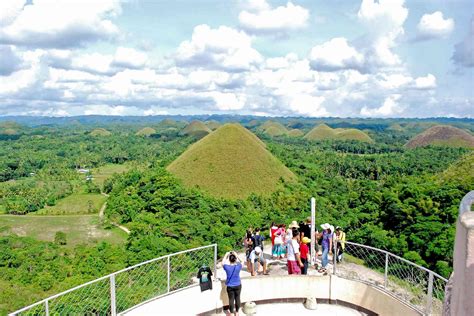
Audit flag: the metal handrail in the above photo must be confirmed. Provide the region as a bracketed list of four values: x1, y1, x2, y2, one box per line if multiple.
[9, 244, 217, 316]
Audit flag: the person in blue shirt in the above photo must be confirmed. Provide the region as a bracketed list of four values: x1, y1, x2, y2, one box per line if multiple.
[223, 251, 243, 316]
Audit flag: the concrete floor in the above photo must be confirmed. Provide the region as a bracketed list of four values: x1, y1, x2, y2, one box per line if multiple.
[218, 302, 364, 316]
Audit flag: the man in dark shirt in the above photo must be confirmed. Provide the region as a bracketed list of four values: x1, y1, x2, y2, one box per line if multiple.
[299, 217, 312, 254]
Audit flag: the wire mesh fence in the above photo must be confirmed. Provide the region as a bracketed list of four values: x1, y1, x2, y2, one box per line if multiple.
[334, 240, 447, 315]
[10, 244, 217, 316]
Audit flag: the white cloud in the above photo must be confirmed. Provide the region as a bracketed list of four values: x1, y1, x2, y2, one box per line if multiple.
[309, 38, 364, 71]
[417, 11, 454, 40]
[452, 15, 474, 68]
[288, 94, 327, 117]
[0, 0, 24, 27]
[0, 45, 23, 75]
[207, 91, 246, 110]
[360, 94, 404, 117]
[112, 47, 148, 69]
[239, 1, 309, 34]
[376, 73, 412, 89]
[0, 0, 121, 48]
[175, 24, 262, 71]
[357, 0, 408, 69]
[414, 74, 436, 89]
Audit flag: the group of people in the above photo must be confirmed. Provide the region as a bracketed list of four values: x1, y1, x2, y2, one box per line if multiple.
[221, 218, 346, 316]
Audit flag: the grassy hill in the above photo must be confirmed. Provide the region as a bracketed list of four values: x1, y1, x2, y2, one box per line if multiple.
[167, 123, 296, 199]
[440, 152, 474, 187]
[258, 120, 288, 137]
[288, 129, 304, 137]
[180, 120, 212, 138]
[135, 127, 156, 136]
[406, 125, 474, 148]
[304, 124, 373, 142]
[205, 120, 221, 130]
[90, 128, 112, 136]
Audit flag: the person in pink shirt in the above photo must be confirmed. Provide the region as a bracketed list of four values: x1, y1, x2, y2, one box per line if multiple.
[270, 222, 279, 259]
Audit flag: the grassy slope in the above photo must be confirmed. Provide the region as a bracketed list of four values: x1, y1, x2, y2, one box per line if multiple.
[440, 152, 474, 186]
[167, 123, 296, 199]
[288, 129, 304, 137]
[135, 127, 156, 136]
[90, 128, 111, 136]
[91, 163, 130, 187]
[305, 124, 373, 142]
[0, 215, 127, 246]
[259, 121, 288, 136]
[406, 125, 474, 148]
[36, 193, 106, 215]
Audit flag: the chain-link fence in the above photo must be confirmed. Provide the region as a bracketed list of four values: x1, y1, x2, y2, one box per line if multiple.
[9, 244, 217, 316]
[333, 240, 448, 315]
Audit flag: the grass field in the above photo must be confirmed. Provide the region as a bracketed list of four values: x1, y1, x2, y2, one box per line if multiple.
[0, 215, 127, 246]
[304, 124, 373, 142]
[91, 163, 130, 187]
[35, 193, 107, 215]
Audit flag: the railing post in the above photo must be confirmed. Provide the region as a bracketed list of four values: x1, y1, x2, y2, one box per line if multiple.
[110, 274, 116, 316]
[167, 255, 171, 293]
[45, 300, 49, 316]
[425, 272, 434, 315]
[384, 252, 389, 289]
[213, 244, 218, 279]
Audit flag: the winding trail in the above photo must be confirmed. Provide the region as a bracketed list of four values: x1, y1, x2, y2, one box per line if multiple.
[99, 193, 130, 235]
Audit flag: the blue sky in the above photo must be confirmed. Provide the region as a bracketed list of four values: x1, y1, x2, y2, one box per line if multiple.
[0, 0, 473, 117]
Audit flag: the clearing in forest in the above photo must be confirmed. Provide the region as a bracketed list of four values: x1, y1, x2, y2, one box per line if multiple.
[167, 123, 296, 199]
[36, 193, 107, 215]
[0, 214, 127, 246]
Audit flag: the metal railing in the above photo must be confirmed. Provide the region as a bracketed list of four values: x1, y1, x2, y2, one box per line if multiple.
[332, 240, 448, 316]
[9, 244, 217, 316]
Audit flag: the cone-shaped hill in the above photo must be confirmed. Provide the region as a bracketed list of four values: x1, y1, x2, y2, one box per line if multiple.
[304, 124, 373, 142]
[406, 125, 474, 148]
[258, 120, 288, 136]
[90, 128, 111, 136]
[167, 123, 296, 199]
[180, 120, 212, 138]
[205, 120, 221, 130]
[136, 127, 156, 136]
[288, 129, 304, 137]
[440, 152, 474, 187]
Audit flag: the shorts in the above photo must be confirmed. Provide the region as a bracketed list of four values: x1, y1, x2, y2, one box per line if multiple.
[287, 260, 301, 275]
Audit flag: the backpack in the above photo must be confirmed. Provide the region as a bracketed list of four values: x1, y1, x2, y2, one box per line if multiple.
[253, 234, 263, 249]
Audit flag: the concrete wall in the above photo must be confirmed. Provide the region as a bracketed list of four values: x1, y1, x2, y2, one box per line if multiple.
[450, 211, 474, 316]
[124, 275, 420, 316]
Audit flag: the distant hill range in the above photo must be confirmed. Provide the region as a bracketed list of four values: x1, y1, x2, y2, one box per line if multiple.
[304, 124, 373, 142]
[167, 123, 296, 199]
[406, 125, 474, 148]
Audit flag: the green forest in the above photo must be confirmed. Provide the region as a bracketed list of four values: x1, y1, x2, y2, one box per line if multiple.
[0, 117, 473, 314]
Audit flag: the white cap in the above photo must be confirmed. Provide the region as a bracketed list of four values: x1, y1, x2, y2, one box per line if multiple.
[254, 246, 262, 254]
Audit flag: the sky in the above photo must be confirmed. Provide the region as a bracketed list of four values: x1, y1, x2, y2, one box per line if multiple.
[0, 0, 473, 118]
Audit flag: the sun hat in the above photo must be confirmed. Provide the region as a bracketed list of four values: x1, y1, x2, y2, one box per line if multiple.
[302, 237, 311, 244]
[289, 220, 300, 228]
[330, 225, 335, 233]
[254, 246, 262, 254]
[320, 223, 330, 230]
[336, 226, 341, 231]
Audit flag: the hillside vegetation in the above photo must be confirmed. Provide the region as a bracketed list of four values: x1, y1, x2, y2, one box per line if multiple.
[406, 125, 474, 148]
[90, 128, 112, 136]
[304, 124, 373, 142]
[167, 123, 295, 198]
[440, 152, 474, 186]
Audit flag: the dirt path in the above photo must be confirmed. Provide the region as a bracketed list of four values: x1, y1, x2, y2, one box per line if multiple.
[98, 197, 130, 235]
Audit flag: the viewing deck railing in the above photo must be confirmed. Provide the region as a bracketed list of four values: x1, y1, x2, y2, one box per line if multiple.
[332, 240, 448, 315]
[9, 244, 217, 316]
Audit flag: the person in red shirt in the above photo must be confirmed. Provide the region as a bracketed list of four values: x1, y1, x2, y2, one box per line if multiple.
[270, 222, 279, 259]
[300, 237, 310, 275]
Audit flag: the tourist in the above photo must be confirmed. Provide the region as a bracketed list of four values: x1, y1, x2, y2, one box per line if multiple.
[300, 237, 310, 275]
[253, 228, 265, 251]
[249, 246, 268, 276]
[280, 224, 287, 258]
[335, 226, 346, 263]
[318, 223, 333, 273]
[272, 231, 284, 259]
[243, 230, 254, 273]
[270, 222, 278, 259]
[287, 227, 304, 274]
[223, 251, 243, 316]
[299, 217, 312, 240]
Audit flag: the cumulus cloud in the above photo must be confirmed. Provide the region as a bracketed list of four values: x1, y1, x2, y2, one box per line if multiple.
[309, 38, 364, 71]
[357, 0, 408, 68]
[0, 0, 121, 48]
[414, 74, 436, 89]
[416, 11, 454, 41]
[360, 94, 404, 117]
[452, 15, 474, 68]
[239, 0, 309, 34]
[0, 45, 23, 76]
[175, 24, 262, 72]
